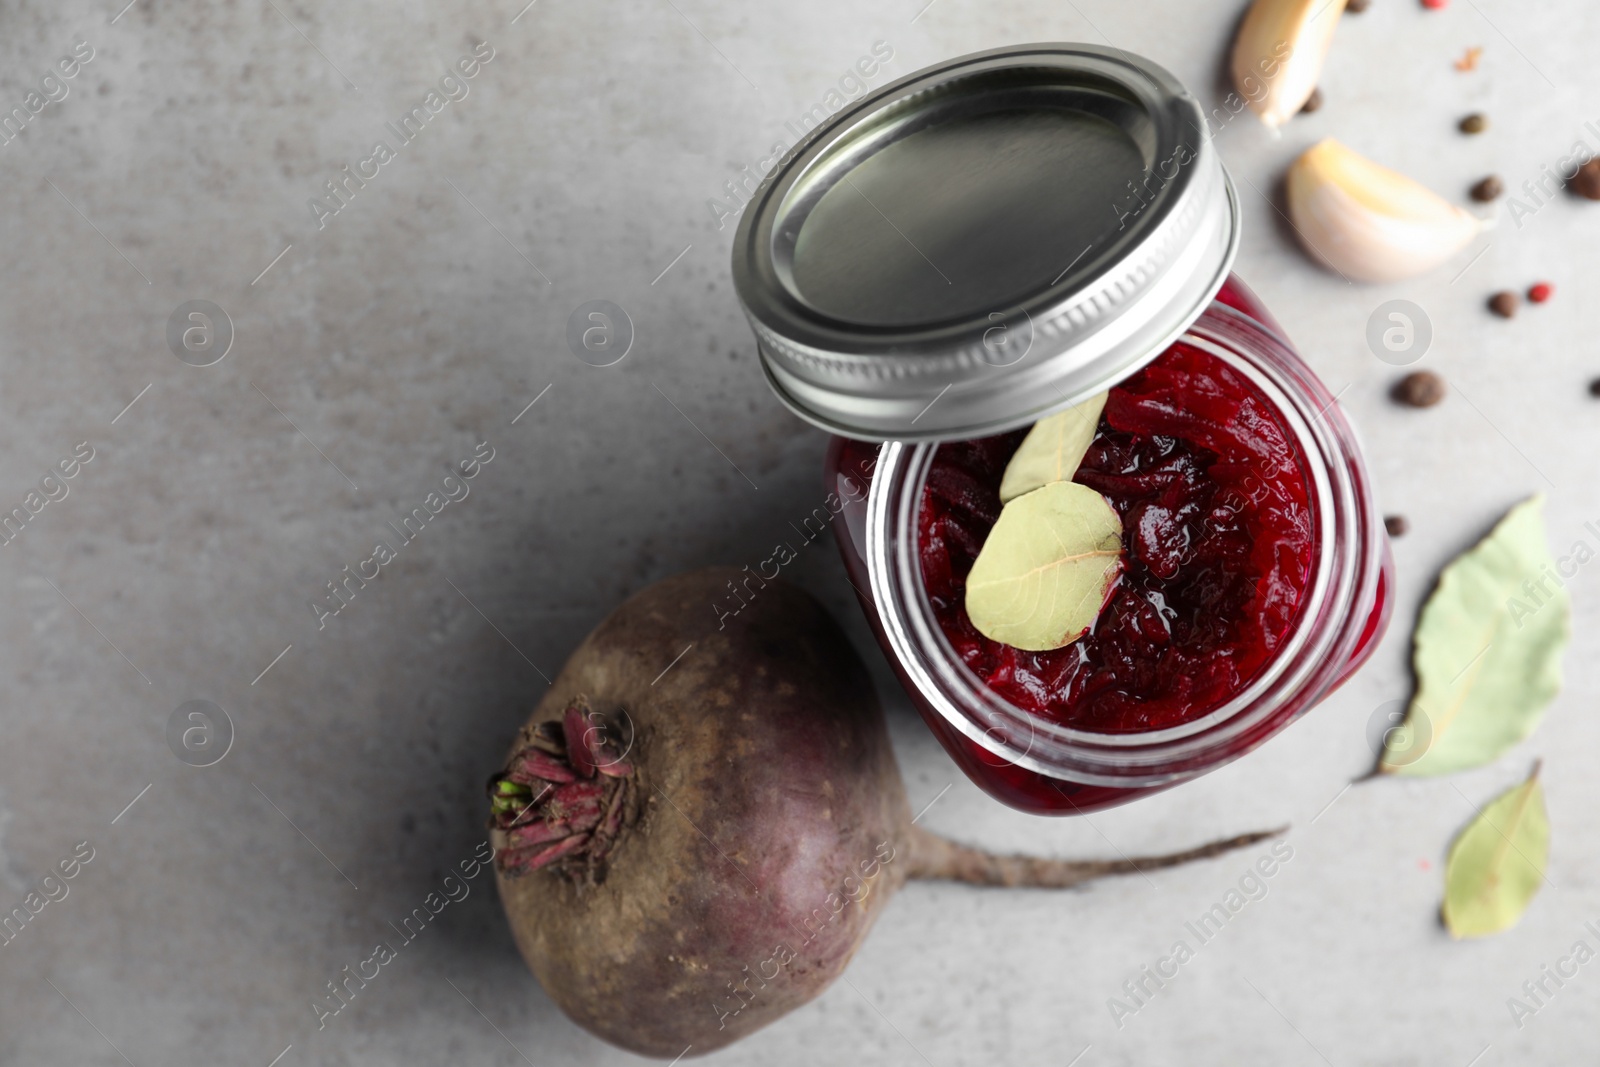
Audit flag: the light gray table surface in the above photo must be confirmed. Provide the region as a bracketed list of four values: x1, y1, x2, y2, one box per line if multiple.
[2, 1, 1597, 1064]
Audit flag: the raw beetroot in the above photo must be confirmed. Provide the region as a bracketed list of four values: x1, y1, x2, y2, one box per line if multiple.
[490, 567, 1278, 1057]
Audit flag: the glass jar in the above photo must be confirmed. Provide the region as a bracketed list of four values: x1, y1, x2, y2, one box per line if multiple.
[731, 44, 1393, 815]
[824, 275, 1392, 814]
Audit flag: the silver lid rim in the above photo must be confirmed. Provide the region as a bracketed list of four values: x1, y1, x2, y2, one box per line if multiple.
[733, 43, 1244, 443]
[758, 171, 1241, 442]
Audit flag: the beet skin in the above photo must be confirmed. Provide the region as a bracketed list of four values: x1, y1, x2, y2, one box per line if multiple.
[494, 567, 911, 1057]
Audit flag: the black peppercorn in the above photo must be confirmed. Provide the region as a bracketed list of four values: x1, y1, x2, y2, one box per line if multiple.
[1488, 291, 1518, 318]
[1394, 371, 1447, 408]
[1571, 159, 1600, 200]
[1470, 175, 1503, 202]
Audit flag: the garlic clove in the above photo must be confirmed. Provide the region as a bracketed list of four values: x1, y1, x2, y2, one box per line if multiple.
[1287, 138, 1486, 283]
[1231, 0, 1347, 128]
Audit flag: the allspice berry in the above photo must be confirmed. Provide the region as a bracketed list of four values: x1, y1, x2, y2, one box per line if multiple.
[1394, 371, 1447, 408]
[1488, 291, 1519, 318]
[1301, 87, 1324, 114]
[1470, 175, 1504, 202]
[1384, 515, 1410, 537]
[1347, 0, 1371, 10]
[1570, 158, 1600, 200]
[1459, 113, 1488, 135]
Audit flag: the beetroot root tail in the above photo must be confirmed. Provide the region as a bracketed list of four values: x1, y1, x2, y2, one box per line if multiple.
[903, 824, 1288, 889]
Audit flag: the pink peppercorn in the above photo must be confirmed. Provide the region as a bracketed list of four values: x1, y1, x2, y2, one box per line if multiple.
[1528, 282, 1553, 304]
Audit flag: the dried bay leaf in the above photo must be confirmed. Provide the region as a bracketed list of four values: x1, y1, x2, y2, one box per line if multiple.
[1443, 763, 1549, 939]
[965, 481, 1123, 651]
[1381, 496, 1569, 777]
[998, 393, 1109, 504]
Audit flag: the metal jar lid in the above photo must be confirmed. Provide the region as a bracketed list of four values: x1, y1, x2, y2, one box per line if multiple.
[731, 43, 1241, 442]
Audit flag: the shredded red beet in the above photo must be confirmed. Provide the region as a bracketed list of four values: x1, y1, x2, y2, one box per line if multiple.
[918, 343, 1315, 733]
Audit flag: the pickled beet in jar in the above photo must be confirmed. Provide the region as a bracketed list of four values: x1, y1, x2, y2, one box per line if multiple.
[732, 45, 1392, 815]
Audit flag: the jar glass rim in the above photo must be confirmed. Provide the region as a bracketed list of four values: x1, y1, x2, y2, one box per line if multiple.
[864, 299, 1381, 786]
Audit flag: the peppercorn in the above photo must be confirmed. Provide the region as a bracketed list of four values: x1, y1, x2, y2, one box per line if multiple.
[1570, 159, 1600, 200]
[1384, 515, 1410, 537]
[1488, 291, 1518, 318]
[1347, 0, 1370, 10]
[1528, 282, 1553, 304]
[1470, 176, 1503, 202]
[1301, 87, 1324, 114]
[1458, 113, 1488, 135]
[1589, 378, 1600, 398]
[1394, 371, 1446, 408]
